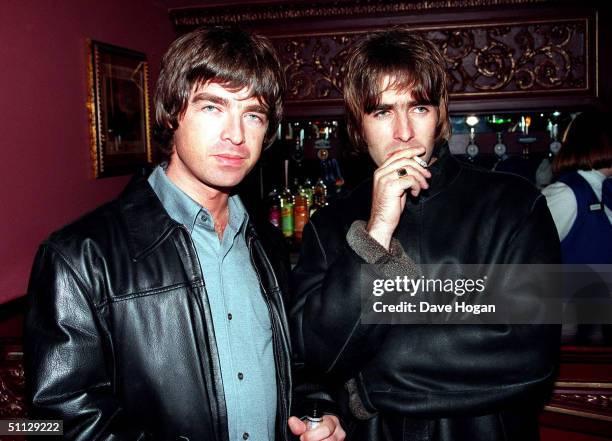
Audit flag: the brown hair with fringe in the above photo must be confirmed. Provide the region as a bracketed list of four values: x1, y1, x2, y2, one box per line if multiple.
[343, 28, 451, 152]
[153, 27, 285, 162]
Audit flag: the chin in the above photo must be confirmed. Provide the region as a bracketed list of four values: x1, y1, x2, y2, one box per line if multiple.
[209, 175, 246, 190]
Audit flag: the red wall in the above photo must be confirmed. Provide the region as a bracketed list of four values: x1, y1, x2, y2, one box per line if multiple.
[0, 0, 175, 303]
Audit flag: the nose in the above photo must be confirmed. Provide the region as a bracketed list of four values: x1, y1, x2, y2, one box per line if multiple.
[394, 114, 414, 142]
[221, 113, 245, 145]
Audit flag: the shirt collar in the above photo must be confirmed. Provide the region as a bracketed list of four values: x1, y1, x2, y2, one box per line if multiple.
[578, 169, 607, 186]
[228, 193, 250, 237]
[148, 165, 249, 236]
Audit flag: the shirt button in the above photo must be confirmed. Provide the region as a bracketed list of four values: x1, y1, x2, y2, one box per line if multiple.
[237, 372, 244, 380]
[243, 433, 249, 440]
[228, 313, 233, 320]
[199, 213, 208, 222]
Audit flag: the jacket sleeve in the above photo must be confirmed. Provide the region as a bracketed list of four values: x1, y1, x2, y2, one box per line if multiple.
[25, 244, 146, 440]
[292, 196, 562, 419]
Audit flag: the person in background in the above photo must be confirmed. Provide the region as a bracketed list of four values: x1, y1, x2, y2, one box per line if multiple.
[542, 110, 612, 263]
[25, 26, 344, 441]
[291, 27, 561, 441]
[542, 109, 612, 344]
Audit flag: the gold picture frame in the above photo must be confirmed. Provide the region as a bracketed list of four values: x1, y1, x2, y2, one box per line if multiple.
[87, 40, 152, 178]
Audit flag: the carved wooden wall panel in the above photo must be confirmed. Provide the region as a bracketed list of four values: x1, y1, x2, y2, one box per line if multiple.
[0, 344, 25, 419]
[268, 17, 592, 107]
[547, 382, 612, 423]
[431, 19, 589, 96]
[171, 0, 600, 113]
[271, 34, 355, 103]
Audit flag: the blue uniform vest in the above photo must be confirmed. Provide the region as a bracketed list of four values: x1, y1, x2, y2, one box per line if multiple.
[557, 172, 612, 264]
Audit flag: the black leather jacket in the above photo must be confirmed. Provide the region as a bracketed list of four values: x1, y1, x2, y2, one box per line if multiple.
[291, 143, 561, 441]
[25, 174, 293, 441]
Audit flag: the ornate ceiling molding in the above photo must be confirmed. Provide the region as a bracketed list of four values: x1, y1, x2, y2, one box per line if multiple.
[170, 0, 562, 28]
[269, 16, 591, 103]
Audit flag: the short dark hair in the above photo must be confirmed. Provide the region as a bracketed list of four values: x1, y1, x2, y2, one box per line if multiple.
[153, 27, 285, 161]
[552, 109, 612, 175]
[343, 28, 451, 152]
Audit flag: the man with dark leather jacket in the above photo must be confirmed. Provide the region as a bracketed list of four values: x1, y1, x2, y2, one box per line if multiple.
[25, 27, 344, 441]
[291, 29, 561, 441]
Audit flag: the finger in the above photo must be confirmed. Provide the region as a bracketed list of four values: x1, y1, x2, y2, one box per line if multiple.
[376, 172, 424, 199]
[389, 172, 425, 198]
[323, 429, 347, 441]
[320, 415, 346, 441]
[400, 176, 423, 198]
[375, 173, 422, 200]
[391, 165, 429, 190]
[300, 421, 333, 441]
[288, 416, 307, 436]
[383, 155, 431, 178]
[383, 145, 426, 163]
[380, 146, 427, 168]
[374, 157, 431, 187]
[380, 164, 429, 191]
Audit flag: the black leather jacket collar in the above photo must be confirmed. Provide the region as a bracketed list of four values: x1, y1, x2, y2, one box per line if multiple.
[119, 174, 184, 261]
[421, 141, 461, 201]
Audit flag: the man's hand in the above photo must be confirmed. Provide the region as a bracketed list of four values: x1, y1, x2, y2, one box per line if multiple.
[367, 146, 431, 249]
[288, 415, 346, 441]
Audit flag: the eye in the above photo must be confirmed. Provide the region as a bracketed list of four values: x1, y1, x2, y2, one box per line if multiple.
[373, 110, 391, 119]
[202, 105, 218, 112]
[246, 113, 266, 124]
[412, 106, 429, 114]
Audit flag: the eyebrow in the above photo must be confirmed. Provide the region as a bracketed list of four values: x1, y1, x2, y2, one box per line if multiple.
[371, 103, 394, 112]
[191, 92, 268, 115]
[371, 100, 431, 112]
[191, 92, 228, 106]
[243, 103, 268, 115]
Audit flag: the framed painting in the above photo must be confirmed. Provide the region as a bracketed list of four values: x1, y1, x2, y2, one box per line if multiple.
[87, 40, 152, 178]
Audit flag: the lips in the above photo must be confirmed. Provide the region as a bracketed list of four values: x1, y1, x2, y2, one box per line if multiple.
[213, 153, 248, 166]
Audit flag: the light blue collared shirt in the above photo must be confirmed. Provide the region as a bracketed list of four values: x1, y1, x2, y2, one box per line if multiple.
[148, 166, 277, 441]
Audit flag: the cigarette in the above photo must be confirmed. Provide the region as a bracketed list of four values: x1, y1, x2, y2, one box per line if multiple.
[414, 156, 428, 168]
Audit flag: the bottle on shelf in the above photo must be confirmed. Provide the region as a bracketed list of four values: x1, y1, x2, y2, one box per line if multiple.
[291, 177, 301, 197]
[267, 187, 281, 228]
[293, 193, 309, 244]
[302, 178, 314, 209]
[311, 179, 328, 216]
[280, 185, 294, 239]
[280, 160, 294, 240]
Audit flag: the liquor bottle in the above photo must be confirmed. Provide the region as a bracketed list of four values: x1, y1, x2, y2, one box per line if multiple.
[293, 193, 309, 244]
[291, 177, 301, 197]
[267, 187, 281, 228]
[280, 185, 294, 239]
[302, 178, 314, 209]
[311, 179, 328, 216]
